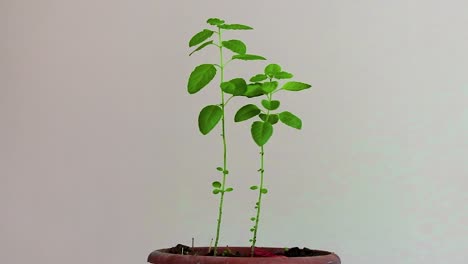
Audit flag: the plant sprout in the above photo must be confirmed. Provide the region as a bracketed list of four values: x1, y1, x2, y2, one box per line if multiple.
[187, 18, 266, 255]
[234, 63, 311, 256]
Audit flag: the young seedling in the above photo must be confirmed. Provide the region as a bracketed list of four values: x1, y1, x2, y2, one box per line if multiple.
[187, 18, 266, 256]
[234, 63, 311, 256]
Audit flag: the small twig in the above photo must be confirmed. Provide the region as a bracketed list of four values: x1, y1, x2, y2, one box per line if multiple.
[191, 237, 194, 251]
[208, 238, 213, 254]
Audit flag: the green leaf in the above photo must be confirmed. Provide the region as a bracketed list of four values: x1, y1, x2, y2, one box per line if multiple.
[216, 167, 223, 171]
[232, 54, 266, 61]
[250, 217, 256, 221]
[279, 111, 302, 129]
[250, 228, 255, 232]
[234, 104, 261, 122]
[261, 81, 278, 93]
[189, 40, 214, 56]
[251, 121, 273, 146]
[222, 39, 247, 54]
[265, 64, 282, 76]
[187, 64, 217, 94]
[259, 114, 279, 125]
[243, 83, 265, 98]
[261, 188, 268, 194]
[249, 74, 268, 82]
[220, 78, 247, 95]
[225, 187, 233, 192]
[224, 170, 229, 174]
[213, 189, 221, 194]
[282, 81, 311, 91]
[218, 24, 253, 30]
[250, 185, 258, 190]
[212, 181, 222, 188]
[207, 18, 225, 25]
[274, 71, 294, 79]
[189, 29, 214, 47]
[261, 100, 280, 110]
[198, 105, 223, 135]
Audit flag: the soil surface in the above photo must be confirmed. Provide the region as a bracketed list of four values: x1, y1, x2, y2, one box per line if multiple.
[167, 244, 330, 257]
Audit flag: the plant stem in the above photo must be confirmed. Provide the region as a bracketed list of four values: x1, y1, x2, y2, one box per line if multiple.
[213, 26, 227, 256]
[250, 145, 265, 256]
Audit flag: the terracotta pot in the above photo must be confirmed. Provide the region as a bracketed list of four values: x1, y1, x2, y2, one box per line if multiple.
[148, 247, 341, 264]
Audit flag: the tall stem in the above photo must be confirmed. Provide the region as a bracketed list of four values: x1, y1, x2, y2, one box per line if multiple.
[213, 27, 227, 256]
[250, 145, 265, 256]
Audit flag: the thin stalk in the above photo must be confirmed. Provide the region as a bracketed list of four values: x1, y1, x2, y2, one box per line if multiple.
[213, 27, 227, 256]
[250, 145, 265, 256]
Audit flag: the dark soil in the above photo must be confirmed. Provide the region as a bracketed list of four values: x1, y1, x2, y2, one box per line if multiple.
[167, 244, 330, 257]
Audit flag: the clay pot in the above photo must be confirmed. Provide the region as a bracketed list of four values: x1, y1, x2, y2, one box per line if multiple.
[148, 247, 341, 264]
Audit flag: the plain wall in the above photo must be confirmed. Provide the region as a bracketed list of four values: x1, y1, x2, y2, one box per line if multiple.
[1, 0, 467, 263]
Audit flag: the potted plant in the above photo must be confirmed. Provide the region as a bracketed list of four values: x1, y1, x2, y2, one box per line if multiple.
[147, 18, 340, 264]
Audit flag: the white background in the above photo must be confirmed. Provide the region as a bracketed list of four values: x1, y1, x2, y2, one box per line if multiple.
[2, 1, 467, 263]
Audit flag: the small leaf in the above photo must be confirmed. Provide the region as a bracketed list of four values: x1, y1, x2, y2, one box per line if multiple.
[220, 78, 247, 95]
[224, 170, 229, 174]
[232, 54, 266, 61]
[259, 114, 279, 125]
[282, 81, 311, 91]
[212, 181, 222, 188]
[213, 189, 221, 194]
[261, 188, 268, 194]
[189, 40, 214, 56]
[249, 74, 268, 82]
[264, 64, 282, 76]
[222, 39, 247, 54]
[261, 81, 278, 93]
[243, 83, 265, 98]
[234, 104, 261, 122]
[216, 167, 223, 171]
[261, 100, 280, 110]
[251, 121, 273, 146]
[207, 18, 225, 25]
[189, 29, 214, 47]
[250, 228, 255, 232]
[218, 24, 253, 30]
[249, 239, 253, 242]
[225, 187, 233, 192]
[274, 71, 294, 79]
[187, 64, 217, 94]
[279, 111, 302, 129]
[250, 217, 256, 221]
[250, 185, 258, 190]
[198, 105, 223, 135]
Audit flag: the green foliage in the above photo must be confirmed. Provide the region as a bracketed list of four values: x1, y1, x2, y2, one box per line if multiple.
[222, 39, 247, 54]
[243, 84, 265, 98]
[279, 111, 302, 129]
[250, 74, 268, 82]
[189, 40, 214, 56]
[261, 81, 278, 93]
[189, 29, 214, 47]
[264, 64, 282, 77]
[261, 188, 268, 194]
[225, 187, 234, 192]
[261, 99, 280, 110]
[234, 104, 261, 122]
[221, 78, 247, 96]
[212, 181, 222, 188]
[187, 64, 217, 94]
[198, 105, 223, 135]
[251, 121, 273, 146]
[274, 71, 293, 79]
[207, 18, 225, 25]
[282, 81, 312, 91]
[218, 24, 253, 30]
[232, 54, 266, 61]
[250, 185, 258, 190]
[259, 113, 279, 124]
